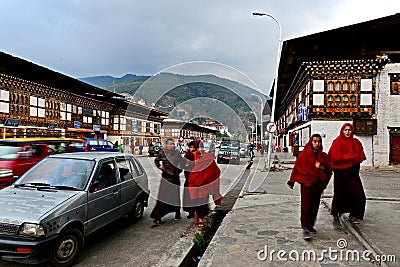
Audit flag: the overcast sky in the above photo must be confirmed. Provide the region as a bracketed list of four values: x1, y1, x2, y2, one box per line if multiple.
[1, 0, 399, 94]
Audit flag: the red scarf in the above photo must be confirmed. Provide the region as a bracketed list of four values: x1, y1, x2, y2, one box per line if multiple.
[328, 123, 366, 170]
[188, 151, 222, 205]
[289, 134, 332, 188]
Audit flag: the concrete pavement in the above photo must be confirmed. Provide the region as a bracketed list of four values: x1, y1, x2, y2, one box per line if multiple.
[198, 153, 400, 267]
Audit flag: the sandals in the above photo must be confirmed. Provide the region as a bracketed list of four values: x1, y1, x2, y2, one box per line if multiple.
[193, 214, 199, 224]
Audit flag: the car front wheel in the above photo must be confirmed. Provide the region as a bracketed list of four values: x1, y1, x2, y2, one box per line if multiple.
[51, 228, 83, 267]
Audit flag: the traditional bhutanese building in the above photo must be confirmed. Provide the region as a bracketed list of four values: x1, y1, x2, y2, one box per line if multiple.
[0, 51, 167, 150]
[273, 13, 400, 166]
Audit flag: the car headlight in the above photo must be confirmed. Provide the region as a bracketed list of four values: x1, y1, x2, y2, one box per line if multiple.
[19, 223, 46, 237]
[0, 168, 13, 178]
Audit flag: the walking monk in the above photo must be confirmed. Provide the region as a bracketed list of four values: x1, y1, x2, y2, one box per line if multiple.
[287, 134, 332, 240]
[329, 123, 366, 227]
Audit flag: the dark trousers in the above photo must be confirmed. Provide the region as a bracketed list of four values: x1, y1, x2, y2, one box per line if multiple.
[331, 167, 366, 220]
[300, 183, 322, 230]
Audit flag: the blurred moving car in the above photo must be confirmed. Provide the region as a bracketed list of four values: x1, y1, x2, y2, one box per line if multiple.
[239, 142, 249, 158]
[0, 152, 149, 266]
[0, 138, 85, 188]
[217, 139, 240, 165]
[148, 141, 162, 157]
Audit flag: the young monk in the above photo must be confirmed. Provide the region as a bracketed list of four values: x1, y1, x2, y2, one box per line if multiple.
[287, 134, 332, 240]
[329, 123, 366, 227]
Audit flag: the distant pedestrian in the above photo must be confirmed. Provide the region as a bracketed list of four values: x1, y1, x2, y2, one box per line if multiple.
[329, 123, 366, 228]
[188, 140, 223, 228]
[130, 142, 135, 154]
[248, 142, 255, 159]
[183, 141, 196, 219]
[150, 138, 187, 226]
[287, 134, 332, 241]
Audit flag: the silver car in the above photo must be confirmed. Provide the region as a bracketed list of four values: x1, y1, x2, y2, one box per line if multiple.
[0, 152, 149, 266]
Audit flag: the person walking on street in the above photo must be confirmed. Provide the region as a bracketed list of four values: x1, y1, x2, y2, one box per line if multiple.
[183, 141, 196, 219]
[329, 123, 366, 228]
[188, 140, 223, 228]
[287, 134, 332, 241]
[150, 138, 187, 226]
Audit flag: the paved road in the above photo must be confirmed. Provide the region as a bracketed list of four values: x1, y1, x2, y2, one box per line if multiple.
[1, 154, 247, 267]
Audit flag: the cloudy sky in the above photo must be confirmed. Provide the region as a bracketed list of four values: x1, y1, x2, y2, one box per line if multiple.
[1, 0, 399, 94]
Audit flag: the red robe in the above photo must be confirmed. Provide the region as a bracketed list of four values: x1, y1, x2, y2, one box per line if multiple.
[188, 152, 223, 205]
[289, 135, 332, 189]
[328, 123, 366, 170]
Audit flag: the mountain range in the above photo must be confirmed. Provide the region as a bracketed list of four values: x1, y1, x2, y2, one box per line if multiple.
[78, 73, 270, 137]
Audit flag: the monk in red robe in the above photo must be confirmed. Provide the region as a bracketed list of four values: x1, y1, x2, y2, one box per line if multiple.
[328, 123, 366, 227]
[287, 134, 332, 240]
[188, 140, 223, 228]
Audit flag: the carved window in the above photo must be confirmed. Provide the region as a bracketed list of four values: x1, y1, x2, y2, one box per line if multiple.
[350, 82, 357, 92]
[342, 95, 349, 104]
[335, 82, 341, 91]
[327, 82, 334, 91]
[350, 95, 357, 105]
[343, 82, 348, 91]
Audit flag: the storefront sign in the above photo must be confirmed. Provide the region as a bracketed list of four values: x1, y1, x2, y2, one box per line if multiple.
[5, 118, 21, 127]
[93, 125, 101, 132]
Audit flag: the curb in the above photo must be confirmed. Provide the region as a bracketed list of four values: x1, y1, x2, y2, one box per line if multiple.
[155, 163, 249, 267]
[321, 199, 391, 267]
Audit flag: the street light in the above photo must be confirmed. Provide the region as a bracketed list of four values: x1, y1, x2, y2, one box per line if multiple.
[253, 11, 282, 167]
[251, 93, 264, 145]
[250, 111, 258, 144]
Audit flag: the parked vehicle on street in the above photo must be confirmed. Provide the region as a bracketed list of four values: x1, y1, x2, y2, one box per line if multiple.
[203, 141, 216, 154]
[74, 138, 119, 152]
[0, 152, 149, 266]
[0, 138, 85, 188]
[239, 142, 249, 158]
[148, 141, 162, 156]
[217, 139, 240, 165]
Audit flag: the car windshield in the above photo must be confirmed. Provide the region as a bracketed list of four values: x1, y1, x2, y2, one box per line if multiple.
[15, 158, 95, 190]
[0, 145, 23, 160]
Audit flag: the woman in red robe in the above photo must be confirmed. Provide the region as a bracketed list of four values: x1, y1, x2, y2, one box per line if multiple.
[188, 140, 223, 227]
[328, 123, 366, 227]
[287, 134, 332, 240]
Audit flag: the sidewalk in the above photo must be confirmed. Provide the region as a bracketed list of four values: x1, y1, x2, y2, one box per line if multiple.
[198, 154, 400, 267]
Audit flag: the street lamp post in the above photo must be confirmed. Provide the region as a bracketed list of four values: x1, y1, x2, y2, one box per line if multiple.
[253, 11, 282, 168]
[251, 94, 264, 146]
[251, 111, 258, 144]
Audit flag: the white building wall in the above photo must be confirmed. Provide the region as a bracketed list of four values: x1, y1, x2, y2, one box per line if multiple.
[310, 120, 372, 166]
[374, 63, 400, 165]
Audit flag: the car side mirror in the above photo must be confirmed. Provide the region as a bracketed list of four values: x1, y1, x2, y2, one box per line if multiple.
[89, 181, 99, 193]
[13, 176, 19, 182]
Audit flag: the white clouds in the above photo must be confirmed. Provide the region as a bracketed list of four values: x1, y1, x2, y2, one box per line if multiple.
[1, 0, 399, 94]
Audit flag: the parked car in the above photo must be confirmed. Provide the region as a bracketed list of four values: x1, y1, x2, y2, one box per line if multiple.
[74, 138, 119, 152]
[0, 138, 85, 189]
[0, 152, 149, 266]
[203, 142, 216, 154]
[239, 142, 249, 158]
[217, 140, 240, 165]
[148, 141, 162, 156]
